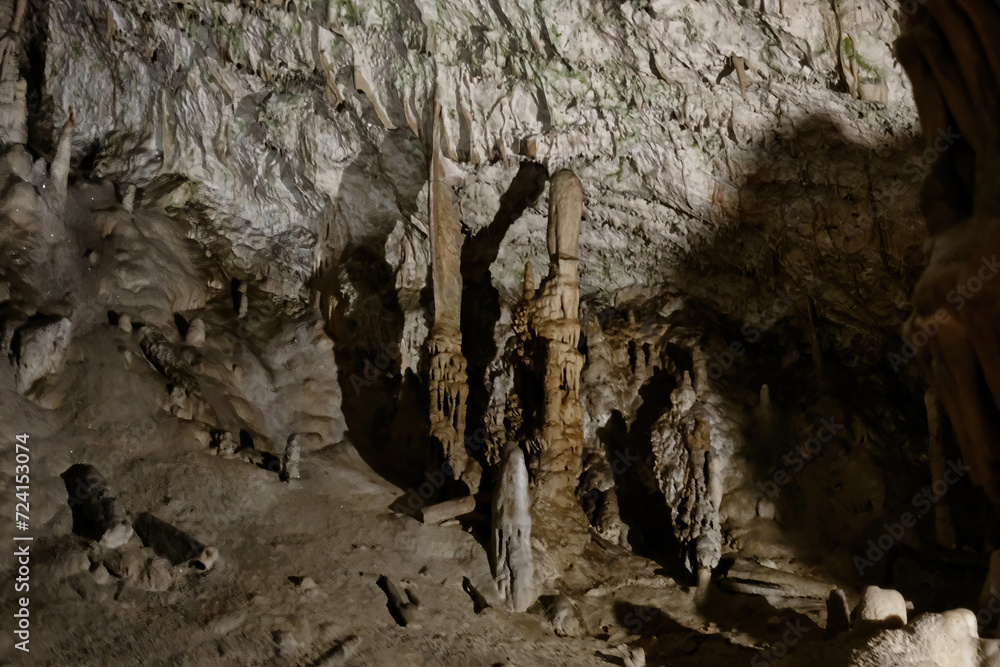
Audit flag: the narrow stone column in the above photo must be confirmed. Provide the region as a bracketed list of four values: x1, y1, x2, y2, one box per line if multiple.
[427, 105, 468, 478]
[529, 169, 585, 497]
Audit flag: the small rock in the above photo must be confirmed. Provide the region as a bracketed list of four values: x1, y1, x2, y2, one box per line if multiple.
[855, 585, 907, 628]
[14, 316, 73, 395]
[756, 496, 776, 521]
[209, 610, 247, 636]
[294, 576, 317, 591]
[212, 431, 237, 458]
[185, 318, 205, 346]
[272, 630, 299, 657]
[420, 495, 475, 524]
[827, 588, 851, 634]
[314, 635, 360, 667]
[195, 546, 219, 571]
[91, 563, 114, 586]
[545, 595, 585, 637]
[858, 80, 889, 105]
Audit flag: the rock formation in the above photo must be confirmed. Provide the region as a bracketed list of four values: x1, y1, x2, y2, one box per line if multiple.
[281, 433, 301, 481]
[899, 0, 1000, 505]
[6, 0, 1000, 663]
[490, 443, 536, 613]
[521, 169, 585, 498]
[427, 105, 469, 481]
[13, 315, 73, 397]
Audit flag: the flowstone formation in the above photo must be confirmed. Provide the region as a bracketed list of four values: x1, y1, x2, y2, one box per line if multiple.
[649, 361, 724, 586]
[427, 107, 470, 482]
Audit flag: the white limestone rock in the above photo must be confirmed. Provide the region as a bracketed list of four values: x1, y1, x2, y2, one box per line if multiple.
[13, 316, 73, 396]
[855, 585, 907, 629]
[490, 443, 536, 613]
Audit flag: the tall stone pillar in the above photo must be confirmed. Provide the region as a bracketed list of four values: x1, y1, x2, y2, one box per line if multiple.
[527, 169, 585, 498]
[427, 106, 468, 479]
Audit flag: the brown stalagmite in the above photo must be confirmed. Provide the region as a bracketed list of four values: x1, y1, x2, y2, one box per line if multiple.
[529, 169, 585, 497]
[427, 103, 468, 479]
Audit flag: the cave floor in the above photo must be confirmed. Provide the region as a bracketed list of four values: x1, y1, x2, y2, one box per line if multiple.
[0, 320, 830, 666]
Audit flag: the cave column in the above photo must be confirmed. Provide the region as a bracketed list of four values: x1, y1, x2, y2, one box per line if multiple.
[530, 169, 585, 499]
[427, 104, 468, 479]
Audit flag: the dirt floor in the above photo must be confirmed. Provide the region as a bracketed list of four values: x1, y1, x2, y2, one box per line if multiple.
[0, 303, 819, 666]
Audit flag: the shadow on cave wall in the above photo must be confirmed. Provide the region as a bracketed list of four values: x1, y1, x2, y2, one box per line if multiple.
[460, 161, 549, 477]
[310, 129, 433, 491]
[659, 113, 998, 623]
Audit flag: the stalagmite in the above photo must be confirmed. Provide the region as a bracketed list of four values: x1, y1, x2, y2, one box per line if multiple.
[281, 433, 301, 481]
[51, 111, 74, 207]
[427, 103, 469, 480]
[526, 169, 585, 497]
[490, 443, 536, 612]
